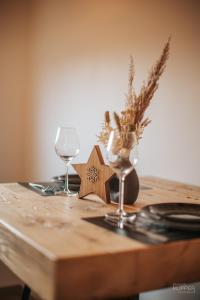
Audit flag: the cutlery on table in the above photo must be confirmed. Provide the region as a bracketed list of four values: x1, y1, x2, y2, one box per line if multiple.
[29, 183, 56, 194]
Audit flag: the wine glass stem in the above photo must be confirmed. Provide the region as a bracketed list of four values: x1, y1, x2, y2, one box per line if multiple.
[64, 164, 69, 192]
[118, 176, 125, 217]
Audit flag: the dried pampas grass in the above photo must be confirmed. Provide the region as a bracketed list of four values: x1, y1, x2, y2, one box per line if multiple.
[98, 38, 170, 147]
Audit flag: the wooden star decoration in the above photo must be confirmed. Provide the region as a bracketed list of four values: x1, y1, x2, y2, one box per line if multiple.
[72, 145, 114, 203]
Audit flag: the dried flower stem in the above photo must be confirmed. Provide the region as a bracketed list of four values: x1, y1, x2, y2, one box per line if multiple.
[105, 111, 110, 125]
[98, 38, 170, 147]
[113, 112, 121, 131]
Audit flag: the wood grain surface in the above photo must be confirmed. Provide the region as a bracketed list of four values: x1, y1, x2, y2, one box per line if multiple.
[0, 177, 200, 300]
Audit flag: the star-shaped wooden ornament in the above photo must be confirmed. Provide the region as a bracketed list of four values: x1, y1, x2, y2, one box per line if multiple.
[72, 145, 114, 203]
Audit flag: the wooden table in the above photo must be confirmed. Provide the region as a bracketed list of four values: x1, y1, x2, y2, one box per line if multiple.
[0, 177, 200, 300]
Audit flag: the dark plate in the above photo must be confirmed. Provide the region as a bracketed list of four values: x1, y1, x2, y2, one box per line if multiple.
[137, 203, 200, 232]
[136, 211, 200, 232]
[144, 203, 200, 222]
[52, 174, 81, 184]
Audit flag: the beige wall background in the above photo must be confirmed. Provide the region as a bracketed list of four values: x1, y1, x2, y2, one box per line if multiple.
[1, 0, 199, 185]
[0, 0, 200, 296]
[0, 0, 28, 182]
[25, 0, 200, 186]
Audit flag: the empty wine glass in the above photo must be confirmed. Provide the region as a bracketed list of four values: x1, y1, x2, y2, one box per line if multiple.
[55, 127, 80, 196]
[105, 130, 138, 220]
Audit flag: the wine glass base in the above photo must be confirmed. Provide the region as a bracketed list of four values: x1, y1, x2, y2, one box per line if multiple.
[105, 211, 136, 222]
[66, 190, 78, 197]
[58, 190, 78, 197]
[105, 211, 129, 221]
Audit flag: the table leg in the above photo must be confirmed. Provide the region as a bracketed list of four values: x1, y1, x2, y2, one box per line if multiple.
[21, 284, 31, 300]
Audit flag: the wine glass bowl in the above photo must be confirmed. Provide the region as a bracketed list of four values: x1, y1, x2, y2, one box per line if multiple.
[55, 127, 80, 196]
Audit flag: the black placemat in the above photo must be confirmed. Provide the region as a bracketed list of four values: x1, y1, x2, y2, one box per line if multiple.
[19, 180, 151, 197]
[19, 182, 80, 196]
[83, 216, 200, 245]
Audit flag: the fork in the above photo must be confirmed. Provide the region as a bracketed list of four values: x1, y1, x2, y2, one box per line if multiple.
[29, 183, 56, 194]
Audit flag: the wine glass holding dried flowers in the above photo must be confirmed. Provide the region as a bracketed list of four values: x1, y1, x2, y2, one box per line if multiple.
[98, 38, 170, 220]
[106, 129, 138, 220]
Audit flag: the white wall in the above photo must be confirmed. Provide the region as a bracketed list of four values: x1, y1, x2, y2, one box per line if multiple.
[24, 0, 200, 185]
[0, 0, 199, 185]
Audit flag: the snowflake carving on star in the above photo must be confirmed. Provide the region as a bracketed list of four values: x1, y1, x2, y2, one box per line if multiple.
[87, 166, 99, 183]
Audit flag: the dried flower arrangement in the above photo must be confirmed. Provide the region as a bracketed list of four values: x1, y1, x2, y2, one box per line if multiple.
[98, 39, 170, 152]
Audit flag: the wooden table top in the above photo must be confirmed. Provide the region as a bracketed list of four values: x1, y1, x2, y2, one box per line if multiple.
[0, 177, 200, 300]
